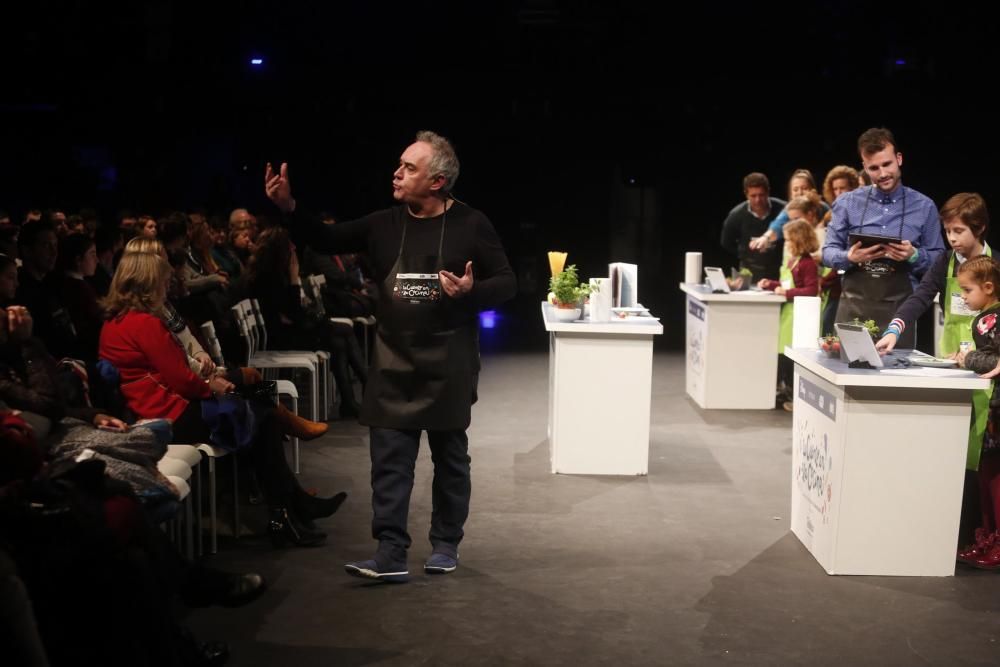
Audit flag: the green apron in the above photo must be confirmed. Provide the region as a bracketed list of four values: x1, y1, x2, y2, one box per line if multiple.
[818, 264, 832, 315]
[777, 258, 798, 353]
[941, 246, 993, 470]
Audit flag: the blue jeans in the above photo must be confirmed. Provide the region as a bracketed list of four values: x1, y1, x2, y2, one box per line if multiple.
[369, 427, 470, 561]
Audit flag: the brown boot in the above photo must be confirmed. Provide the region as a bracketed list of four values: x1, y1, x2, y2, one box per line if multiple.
[274, 403, 328, 441]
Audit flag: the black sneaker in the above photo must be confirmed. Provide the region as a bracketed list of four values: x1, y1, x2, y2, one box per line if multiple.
[423, 552, 458, 574]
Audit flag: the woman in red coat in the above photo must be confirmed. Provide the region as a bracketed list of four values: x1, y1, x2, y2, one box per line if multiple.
[99, 251, 341, 547]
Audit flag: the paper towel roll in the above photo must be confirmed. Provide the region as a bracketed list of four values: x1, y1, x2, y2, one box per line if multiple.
[792, 296, 821, 349]
[685, 252, 703, 284]
[589, 278, 612, 322]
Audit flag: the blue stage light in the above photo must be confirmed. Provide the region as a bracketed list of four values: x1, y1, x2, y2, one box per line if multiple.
[250, 58, 264, 66]
[479, 310, 497, 329]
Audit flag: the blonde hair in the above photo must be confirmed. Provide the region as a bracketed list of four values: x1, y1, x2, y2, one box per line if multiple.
[786, 192, 824, 223]
[102, 251, 172, 318]
[123, 236, 166, 257]
[783, 219, 820, 257]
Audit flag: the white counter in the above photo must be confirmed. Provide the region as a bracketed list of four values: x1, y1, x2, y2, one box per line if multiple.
[541, 302, 663, 475]
[680, 282, 785, 409]
[785, 347, 987, 576]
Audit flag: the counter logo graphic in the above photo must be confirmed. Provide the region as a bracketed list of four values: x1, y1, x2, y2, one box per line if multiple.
[796, 420, 833, 527]
[687, 330, 703, 375]
[688, 300, 705, 321]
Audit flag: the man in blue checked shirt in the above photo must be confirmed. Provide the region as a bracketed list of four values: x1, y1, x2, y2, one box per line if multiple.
[822, 127, 945, 348]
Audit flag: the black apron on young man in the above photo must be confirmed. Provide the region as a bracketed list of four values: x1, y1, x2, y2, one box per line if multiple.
[837, 258, 915, 348]
[834, 189, 916, 349]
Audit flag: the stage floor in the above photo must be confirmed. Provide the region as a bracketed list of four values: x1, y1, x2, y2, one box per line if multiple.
[185, 352, 1000, 666]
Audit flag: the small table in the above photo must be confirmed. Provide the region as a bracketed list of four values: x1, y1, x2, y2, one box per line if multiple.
[679, 283, 786, 409]
[784, 347, 989, 576]
[541, 302, 663, 475]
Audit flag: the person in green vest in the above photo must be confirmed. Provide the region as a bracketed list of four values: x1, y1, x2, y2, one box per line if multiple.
[876, 193, 992, 467]
[953, 256, 1000, 568]
[757, 219, 820, 411]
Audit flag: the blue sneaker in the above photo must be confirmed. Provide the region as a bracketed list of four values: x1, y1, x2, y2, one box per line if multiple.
[423, 552, 458, 574]
[344, 558, 409, 583]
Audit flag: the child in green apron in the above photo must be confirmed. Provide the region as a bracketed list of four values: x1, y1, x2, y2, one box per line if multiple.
[954, 256, 1000, 568]
[876, 194, 992, 474]
[757, 219, 820, 410]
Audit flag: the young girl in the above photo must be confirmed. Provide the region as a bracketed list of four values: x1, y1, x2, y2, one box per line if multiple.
[955, 255, 1000, 567]
[758, 219, 820, 409]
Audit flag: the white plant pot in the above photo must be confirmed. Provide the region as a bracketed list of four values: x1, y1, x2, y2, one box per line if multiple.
[551, 307, 583, 322]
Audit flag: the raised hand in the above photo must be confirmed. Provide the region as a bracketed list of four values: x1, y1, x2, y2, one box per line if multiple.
[440, 261, 474, 298]
[265, 162, 295, 212]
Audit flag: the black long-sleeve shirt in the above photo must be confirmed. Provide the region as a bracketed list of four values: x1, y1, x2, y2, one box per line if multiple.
[964, 305, 1000, 375]
[719, 198, 786, 281]
[285, 202, 517, 329]
[892, 250, 953, 329]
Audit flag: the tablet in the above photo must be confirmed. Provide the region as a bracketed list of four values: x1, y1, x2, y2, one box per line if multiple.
[704, 266, 730, 293]
[834, 322, 883, 368]
[848, 232, 902, 248]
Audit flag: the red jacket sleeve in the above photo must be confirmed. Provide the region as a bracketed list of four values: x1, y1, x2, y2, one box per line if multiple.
[785, 255, 819, 301]
[759, 279, 780, 291]
[132, 314, 212, 400]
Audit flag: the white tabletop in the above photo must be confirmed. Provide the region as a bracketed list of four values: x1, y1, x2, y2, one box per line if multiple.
[541, 302, 664, 335]
[784, 347, 991, 390]
[679, 282, 786, 303]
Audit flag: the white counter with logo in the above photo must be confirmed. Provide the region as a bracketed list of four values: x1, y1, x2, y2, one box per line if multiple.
[784, 347, 989, 576]
[541, 301, 663, 475]
[680, 282, 786, 409]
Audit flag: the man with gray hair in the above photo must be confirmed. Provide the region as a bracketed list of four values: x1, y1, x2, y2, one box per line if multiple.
[265, 130, 516, 583]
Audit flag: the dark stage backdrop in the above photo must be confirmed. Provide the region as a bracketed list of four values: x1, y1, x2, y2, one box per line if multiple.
[2, 2, 999, 350]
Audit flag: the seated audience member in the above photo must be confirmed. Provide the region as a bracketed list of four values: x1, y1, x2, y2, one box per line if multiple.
[186, 216, 230, 287]
[122, 237, 260, 405]
[241, 227, 367, 417]
[138, 214, 158, 239]
[14, 221, 78, 360]
[99, 251, 343, 546]
[117, 209, 138, 231]
[0, 255, 18, 307]
[301, 214, 375, 319]
[89, 225, 123, 296]
[211, 216, 244, 278]
[0, 397, 266, 667]
[57, 233, 102, 363]
[0, 223, 18, 259]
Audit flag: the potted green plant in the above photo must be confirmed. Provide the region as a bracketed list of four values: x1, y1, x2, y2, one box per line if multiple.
[548, 264, 594, 322]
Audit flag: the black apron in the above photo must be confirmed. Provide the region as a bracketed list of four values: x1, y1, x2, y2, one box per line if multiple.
[359, 205, 480, 431]
[835, 187, 916, 348]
